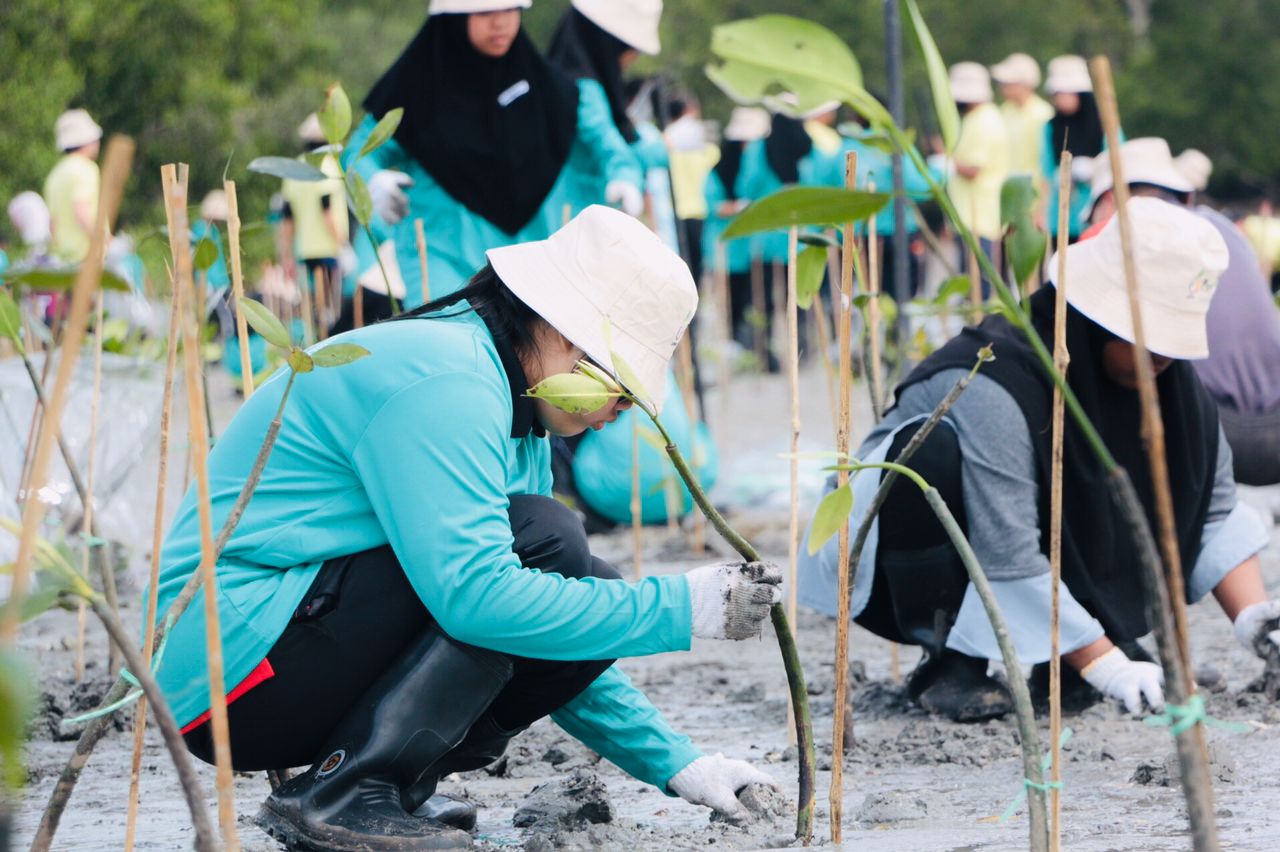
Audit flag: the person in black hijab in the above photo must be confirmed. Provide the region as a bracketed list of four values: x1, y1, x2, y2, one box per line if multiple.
[1043, 55, 1107, 239]
[549, 7, 641, 143]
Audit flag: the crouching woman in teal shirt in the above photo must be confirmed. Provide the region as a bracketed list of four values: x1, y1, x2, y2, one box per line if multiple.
[156, 206, 779, 851]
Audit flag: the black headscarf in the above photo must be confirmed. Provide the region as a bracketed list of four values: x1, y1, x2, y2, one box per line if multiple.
[892, 287, 1219, 640]
[1050, 91, 1105, 160]
[548, 8, 637, 143]
[714, 139, 744, 199]
[764, 114, 813, 184]
[362, 13, 579, 236]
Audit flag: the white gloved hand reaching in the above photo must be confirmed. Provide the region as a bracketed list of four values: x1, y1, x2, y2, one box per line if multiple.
[369, 170, 414, 225]
[605, 179, 644, 217]
[1080, 647, 1165, 714]
[668, 753, 778, 816]
[1070, 155, 1095, 184]
[685, 561, 782, 640]
[1233, 600, 1280, 659]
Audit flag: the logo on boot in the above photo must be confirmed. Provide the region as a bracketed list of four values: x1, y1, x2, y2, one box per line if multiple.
[316, 749, 346, 779]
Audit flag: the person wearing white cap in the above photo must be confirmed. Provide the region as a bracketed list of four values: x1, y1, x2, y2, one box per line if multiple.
[347, 0, 646, 312]
[948, 62, 1008, 281]
[154, 206, 779, 849]
[1042, 55, 1108, 239]
[800, 198, 1275, 722]
[990, 53, 1054, 179]
[1085, 139, 1280, 486]
[43, 108, 103, 263]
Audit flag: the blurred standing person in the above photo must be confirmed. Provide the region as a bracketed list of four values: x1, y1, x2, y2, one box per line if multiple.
[665, 91, 719, 285]
[991, 53, 1053, 183]
[43, 109, 103, 265]
[947, 63, 1008, 288]
[1042, 55, 1106, 241]
[281, 113, 349, 332]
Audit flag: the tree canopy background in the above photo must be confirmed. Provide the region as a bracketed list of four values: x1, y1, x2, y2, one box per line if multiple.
[3, 0, 1278, 246]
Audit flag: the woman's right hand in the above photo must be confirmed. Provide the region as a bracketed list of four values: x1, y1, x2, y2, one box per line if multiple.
[1079, 647, 1165, 714]
[369, 169, 413, 225]
[686, 561, 782, 641]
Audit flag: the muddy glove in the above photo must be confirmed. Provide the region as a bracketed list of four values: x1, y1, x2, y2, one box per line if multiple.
[369, 169, 413, 225]
[1233, 600, 1280, 659]
[686, 561, 782, 640]
[668, 753, 778, 816]
[604, 179, 644, 217]
[1080, 647, 1165, 714]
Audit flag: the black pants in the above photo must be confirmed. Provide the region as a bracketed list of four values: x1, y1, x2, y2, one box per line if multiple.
[329, 289, 397, 336]
[1219, 402, 1280, 486]
[854, 421, 971, 652]
[183, 495, 618, 771]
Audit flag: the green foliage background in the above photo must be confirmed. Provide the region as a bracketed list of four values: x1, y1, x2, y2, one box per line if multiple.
[2, 0, 1277, 247]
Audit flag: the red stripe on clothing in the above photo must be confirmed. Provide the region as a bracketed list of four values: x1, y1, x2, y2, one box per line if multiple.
[180, 658, 275, 735]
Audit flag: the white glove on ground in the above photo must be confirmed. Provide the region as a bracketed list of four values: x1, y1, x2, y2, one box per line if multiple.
[686, 561, 782, 640]
[668, 753, 778, 816]
[1080, 647, 1165, 714]
[369, 170, 413, 225]
[604, 179, 644, 217]
[1233, 600, 1280, 658]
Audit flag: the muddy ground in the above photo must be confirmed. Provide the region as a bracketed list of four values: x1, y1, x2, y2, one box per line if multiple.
[10, 363, 1280, 851]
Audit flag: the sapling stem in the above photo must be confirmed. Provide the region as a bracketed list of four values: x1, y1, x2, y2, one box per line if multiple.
[415, 218, 430, 306]
[785, 226, 802, 747]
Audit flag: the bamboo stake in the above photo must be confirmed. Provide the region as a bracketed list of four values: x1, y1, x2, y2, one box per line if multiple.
[781, 227, 803, 748]
[123, 273, 183, 852]
[162, 164, 240, 851]
[354, 282, 365, 329]
[631, 415, 642, 580]
[1048, 151, 1072, 852]
[675, 337, 705, 554]
[865, 181, 886, 420]
[313, 267, 327, 341]
[829, 150, 858, 843]
[1091, 56, 1218, 851]
[818, 235, 841, 435]
[415, 218, 430, 306]
[224, 181, 255, 397]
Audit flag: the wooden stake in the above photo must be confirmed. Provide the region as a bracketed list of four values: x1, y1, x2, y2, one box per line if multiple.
[313, 266, 327, 341]
[829, 150, 858, 844]
[224, 181, 255, 397]
[162, 164, 240, 851]
[123, 263, 183, 852]
[414, 218, 430, 306]
[354, 282, 365, 330]
[866, 181, 886, 420]
[1048, 151, 1073, 852]
[631, 415, 642, 580]
[0, 137, 132, 644]
[1091, 56, 1218, 851]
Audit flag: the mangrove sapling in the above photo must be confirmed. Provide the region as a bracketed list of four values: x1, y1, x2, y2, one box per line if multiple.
[529, 354, 818, 843]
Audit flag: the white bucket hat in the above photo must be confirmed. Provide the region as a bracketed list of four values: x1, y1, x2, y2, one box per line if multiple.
[487, 204, 696, 413]
[949, 62, 993, 104]
[1048, 197, 1228, 360]
[990, 53, 1042, 88]
[723, 107, 770, 142]
[429, 0, 531, 13]
[1087, 137, 1194, 217]
[572, 0, 662, 55]
[1174, 148, 1213, 192]
[1045, 55, 1092, 94]
[55, 109, 102, 151]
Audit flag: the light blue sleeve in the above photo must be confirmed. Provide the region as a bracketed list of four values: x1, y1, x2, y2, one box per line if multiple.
[350, 371, 693, 659]
[575, 79, 643, 189]
[1186, 429, 1271, 601]
[551, 665, 702, 792]
[946, 574, 1105, 664]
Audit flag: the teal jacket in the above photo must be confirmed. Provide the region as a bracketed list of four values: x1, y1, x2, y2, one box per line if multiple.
[151, 308, 700, 790]
[1041, 124, 1121, 239]
[735, 138, 836, 264]
[805, 132, 937, 237]
[701, 169, 753, 275]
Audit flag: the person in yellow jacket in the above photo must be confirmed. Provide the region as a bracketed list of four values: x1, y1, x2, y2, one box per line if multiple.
[991, 53, 1053, 180]
[947, 62, 1008, 293]
[43, 109, 103, 264]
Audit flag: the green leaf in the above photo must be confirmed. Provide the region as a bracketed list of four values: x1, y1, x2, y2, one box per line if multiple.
[575, 360, 622, 393]
[345, 170, 373, 228]
[19, 586, 64, 623]
[525, 372, 619, 414]
[807, 483, 854, 555]
[192, 237, 218, 272]
[1001, 176, 1046, 287]
[933, 275, 971, 305]
[0, 648, 36, 790]
[901, 0, 960, 152]
[319, 83, 353, 146]
[239, 297, 290, 349]
[4, 267, 131, 293]
[248, 156, 328, 182]
[723, 187, 891, 240]
[609, 348, 652, 411]
[358, 108, 405, 160]
[288, 348, 314, 373]
[0, 289, 24, 351]
[795, 245, 828, 309]
[311, 342, 370, 368]
[1000, 175, 1038, 226]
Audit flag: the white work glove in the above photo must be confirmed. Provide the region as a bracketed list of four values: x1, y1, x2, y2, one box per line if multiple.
[1080, 647, 1165, 714]
[604, 179, 644, 217]
[1071, 155, 1095, 184]
[686, 561, 782, 640]
[369, 169, 413, 225]
[1233, 600, 1280, 659]
[338, 245, 358, 276]
[668, 753, 778, 816]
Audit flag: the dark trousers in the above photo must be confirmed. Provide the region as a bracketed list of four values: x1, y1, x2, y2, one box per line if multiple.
[183, 495, 617, 771]
[854, 421, 971, 652]
[1219, 402, 1280, 486]
[329, 289, 397, 336]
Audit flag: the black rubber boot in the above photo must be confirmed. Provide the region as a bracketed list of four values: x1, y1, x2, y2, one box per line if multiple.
[401, 715, 526, 828]
[907, 648, 1013, 723]
[255, 627, 513, 851]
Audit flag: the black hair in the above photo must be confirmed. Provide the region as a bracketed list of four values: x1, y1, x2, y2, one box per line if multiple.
[394, 263, 541, 361]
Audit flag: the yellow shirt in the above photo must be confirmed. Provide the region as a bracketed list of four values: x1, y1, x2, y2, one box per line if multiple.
[281, 154, 349, 260]
[1242, 214, 1280, 271]
[949, 102, 1009, 240]
[668, 144, 719, 221]
[999, 95, 1054, 177]
[43, 153, 100, 263]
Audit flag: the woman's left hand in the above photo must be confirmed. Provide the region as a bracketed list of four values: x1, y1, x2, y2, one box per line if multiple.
[668, 753, 778, 816]
[1234, 600, 1280, 659]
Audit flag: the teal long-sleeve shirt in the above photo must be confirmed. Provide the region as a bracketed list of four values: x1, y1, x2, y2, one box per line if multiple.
[348, 78, 643, 306]
[151, 308, 699, 790]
